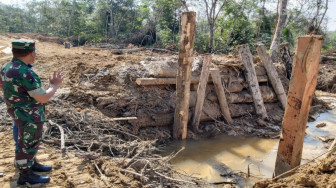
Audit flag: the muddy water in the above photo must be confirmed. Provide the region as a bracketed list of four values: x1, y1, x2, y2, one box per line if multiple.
[164, 97, 336, 187]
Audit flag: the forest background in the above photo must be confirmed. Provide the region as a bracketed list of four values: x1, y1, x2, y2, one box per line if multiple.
[0, 0, 335, 54]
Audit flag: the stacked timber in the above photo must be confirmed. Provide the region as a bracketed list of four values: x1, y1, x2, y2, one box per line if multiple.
[129, 55, 289, 131]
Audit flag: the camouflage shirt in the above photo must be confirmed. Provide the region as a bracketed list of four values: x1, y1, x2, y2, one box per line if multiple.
[1, 58, 46, 123]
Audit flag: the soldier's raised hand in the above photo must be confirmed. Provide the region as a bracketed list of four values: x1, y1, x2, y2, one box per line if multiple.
[49, 70, 64, 87]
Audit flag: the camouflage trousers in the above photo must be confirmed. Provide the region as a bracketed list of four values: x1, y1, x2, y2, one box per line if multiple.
[8, 108, 43, 170]
[14, 120, 43, 169]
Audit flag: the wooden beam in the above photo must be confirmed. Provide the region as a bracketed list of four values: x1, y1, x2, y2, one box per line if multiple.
[274, 35, 324, 176]
[237, 44, 268, 120]
[257, 44, 287, 109]
[210, 68, 232, 124]
[173, 12, 196, 140]
[136, 77, 199, 85]
[191, 55, 212, 131]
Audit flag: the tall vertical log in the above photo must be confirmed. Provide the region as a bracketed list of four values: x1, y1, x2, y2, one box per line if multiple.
[173, 12, 196, 140]
[210, 68, 233, 124]
[237, 44, 268, 120]
[280, 42, 293, 79]
[257, 44, 287, 109]
[191, 55, 212, 131]
[269, 0, 288, 62]
[274, 35, 324, 176]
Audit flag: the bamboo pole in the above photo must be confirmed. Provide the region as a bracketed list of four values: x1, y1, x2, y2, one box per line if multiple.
[173, 12, 196, 140]
[274, 35, 324, 176]
[191, 55, 212, 131]
[237, 44, 268, 120]
[210, 68, 232, 124]
[256, 44, 287, 109]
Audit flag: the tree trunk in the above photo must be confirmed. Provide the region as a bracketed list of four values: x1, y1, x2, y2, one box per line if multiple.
[238, 44, 268, 120]
[256, 0, 266, 41]
[192, 55, 212, 131]
[67, 0, 76, 37]
[173, 12, 196, 140]
[279, 42, 293, 79]
[228, 86, 277, 103]
[209, 24, 214, 52]
[257, 44, 287, 109]
[274, 35, 323, 176]
[269, 0, 288, 63]
[210, 68, 232, 124]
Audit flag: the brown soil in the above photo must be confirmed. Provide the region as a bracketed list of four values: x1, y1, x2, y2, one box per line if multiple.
[254, 152, 336, 188]
[0, 33, 202, 187]
[317, 49, 336, 93]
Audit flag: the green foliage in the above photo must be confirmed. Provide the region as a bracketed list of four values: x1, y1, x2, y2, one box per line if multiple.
[323, 31, 336, 50]
[212, 0, 256, 53]
[151, 0, 181, 47]
[0, 0, 330, 53]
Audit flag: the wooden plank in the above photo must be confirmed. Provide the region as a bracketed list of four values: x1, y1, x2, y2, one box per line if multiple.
[257, 44, 287, 109]
[210, 68, 232, 124]
[136, 77, 199, 85]
[173, 12, 196, 140]
[274, 35, 324, 176]
[191, 55, 212, 131]
[111, 117, 137, 121]
[237, 44, 268, 120]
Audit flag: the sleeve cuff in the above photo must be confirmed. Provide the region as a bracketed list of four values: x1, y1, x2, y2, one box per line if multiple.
[27, 87, 46, 97]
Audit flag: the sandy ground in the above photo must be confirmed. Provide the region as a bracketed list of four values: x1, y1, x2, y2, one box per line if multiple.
[0, 126, 108, 188]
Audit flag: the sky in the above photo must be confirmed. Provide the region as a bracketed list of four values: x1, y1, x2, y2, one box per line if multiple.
[328, 0, 336, 31]
[0, 0, 336, 31]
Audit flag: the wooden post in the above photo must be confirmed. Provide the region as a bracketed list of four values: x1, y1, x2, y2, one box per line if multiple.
[191, 55, 212, 131]
[237, 44, 268, 120]
[173, 12, 196, 140]
[280, 42, 293, 80]
[210, 68, 233, 124]
[256, 44, 287, 109]
[274, 35, 324, 176]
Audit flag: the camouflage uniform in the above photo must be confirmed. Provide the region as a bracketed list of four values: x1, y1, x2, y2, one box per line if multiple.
[1, 43, 46, 169]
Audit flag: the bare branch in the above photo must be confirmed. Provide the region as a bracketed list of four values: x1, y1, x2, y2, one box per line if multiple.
[180, 0, 189, 11]
[316, 0, 328, 31]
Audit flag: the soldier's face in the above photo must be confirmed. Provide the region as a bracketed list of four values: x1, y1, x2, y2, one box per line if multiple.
[29, 50, 36, 64]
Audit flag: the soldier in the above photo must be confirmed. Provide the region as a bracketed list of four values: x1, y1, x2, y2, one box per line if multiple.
[0, 39, 64, 185]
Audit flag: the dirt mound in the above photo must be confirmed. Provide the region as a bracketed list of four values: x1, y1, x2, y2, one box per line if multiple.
[254, 152, 336, 188]
[317, 49, 336, 93]
[1, 33, 64, 44]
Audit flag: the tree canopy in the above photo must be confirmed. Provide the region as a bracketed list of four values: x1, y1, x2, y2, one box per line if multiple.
[0, 0, 334, 52]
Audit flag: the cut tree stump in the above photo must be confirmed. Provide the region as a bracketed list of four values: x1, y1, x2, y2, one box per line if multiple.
[257, 44, 287, 109]
[210, 68, 232, 124]
[192, 55, 212, 131]
[274, 35, 324, 176]
[237, 44, 268, 120]
[173, 12, 196, 140]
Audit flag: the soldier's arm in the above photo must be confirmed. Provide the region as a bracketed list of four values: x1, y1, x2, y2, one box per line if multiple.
[33, 71, 64, 103]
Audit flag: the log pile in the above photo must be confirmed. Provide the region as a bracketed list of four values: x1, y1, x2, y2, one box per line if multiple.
[129, 51, 289, 131]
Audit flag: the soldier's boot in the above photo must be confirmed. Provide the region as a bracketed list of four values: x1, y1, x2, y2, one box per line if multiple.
[17, 168, 50, 185]
[32, 160, 52, 172]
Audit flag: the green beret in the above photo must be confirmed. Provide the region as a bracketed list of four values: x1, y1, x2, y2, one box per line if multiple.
[12, 39, 36, 50]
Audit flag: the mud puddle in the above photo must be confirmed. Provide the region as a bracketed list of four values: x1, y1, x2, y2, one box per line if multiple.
[163, 96, 336, 187]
